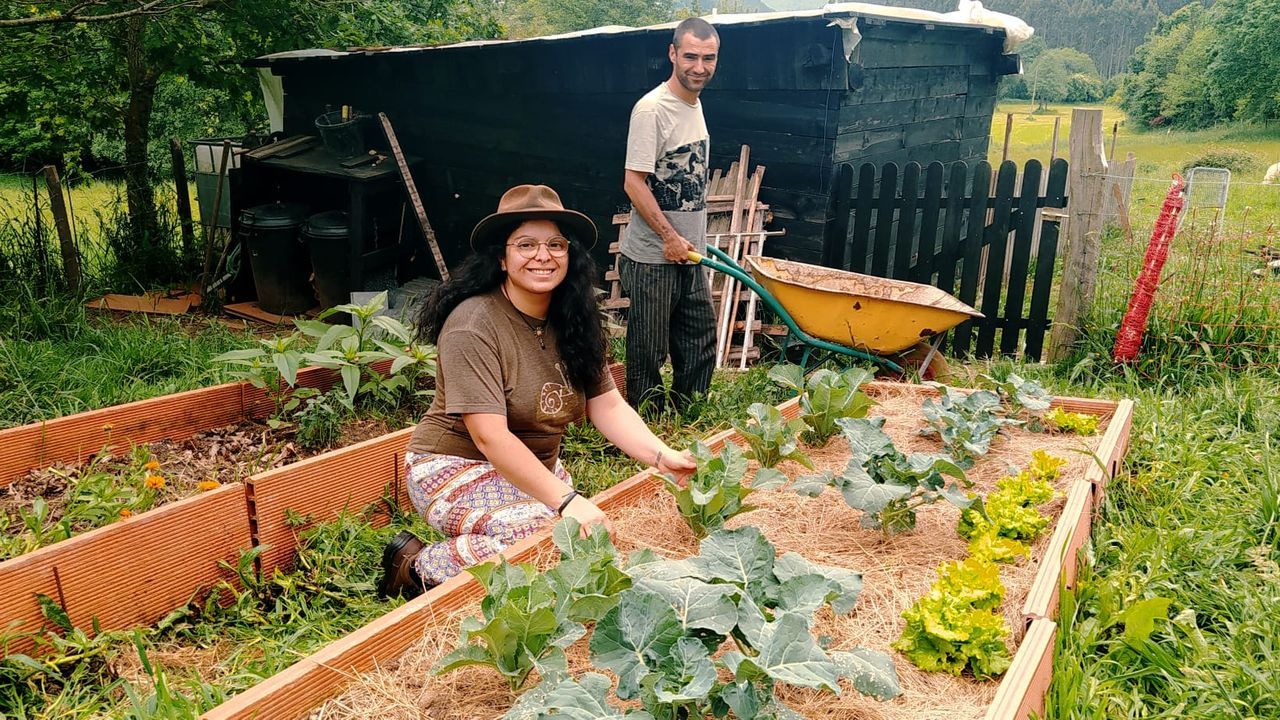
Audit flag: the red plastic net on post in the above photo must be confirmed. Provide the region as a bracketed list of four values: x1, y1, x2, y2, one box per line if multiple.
[1112, 174, 1186, 363]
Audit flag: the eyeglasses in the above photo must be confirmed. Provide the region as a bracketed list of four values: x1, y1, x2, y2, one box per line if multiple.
[507, 236, 570, 258]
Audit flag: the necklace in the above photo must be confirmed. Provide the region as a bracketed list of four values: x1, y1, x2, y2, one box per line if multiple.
[501, 284, 547, 350]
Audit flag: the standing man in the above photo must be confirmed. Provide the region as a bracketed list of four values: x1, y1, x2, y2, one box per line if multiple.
[620, 16, 720, 415]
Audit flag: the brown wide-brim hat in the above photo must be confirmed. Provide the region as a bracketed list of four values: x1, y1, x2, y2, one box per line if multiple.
[470, 184, 598, 251]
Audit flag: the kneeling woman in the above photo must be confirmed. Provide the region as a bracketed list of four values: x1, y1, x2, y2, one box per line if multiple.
[379, 184, 696, 598]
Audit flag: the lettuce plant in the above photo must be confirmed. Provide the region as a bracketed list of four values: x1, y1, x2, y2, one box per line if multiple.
[734, 402, 813, 487]
[794, 417, 971, 535]
[959, 453, 1062, 563]
[665, 441, 761, 539]
[893, 557, 1012, 679]
[768, 364, 876, 445]
[920, 384, 1020, 468]
[1045, 407, 1101, 435]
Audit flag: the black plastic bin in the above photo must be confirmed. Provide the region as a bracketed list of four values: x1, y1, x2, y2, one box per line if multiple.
[239, 203, 314, 315]
[302, 210, 352, 310]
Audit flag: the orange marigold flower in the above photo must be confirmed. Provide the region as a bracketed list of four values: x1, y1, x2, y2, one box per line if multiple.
[143, 460, 160, 471]
[197, 480, 221, 492]
[144, 474, 166, 490]
[119, 508, 134, 518]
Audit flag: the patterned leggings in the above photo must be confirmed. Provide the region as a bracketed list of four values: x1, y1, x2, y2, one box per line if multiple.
[404, 451, 568, 585]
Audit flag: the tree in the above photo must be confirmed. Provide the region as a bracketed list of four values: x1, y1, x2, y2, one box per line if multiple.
[504, 0, 673, 38]
[0, 1, 501, 275]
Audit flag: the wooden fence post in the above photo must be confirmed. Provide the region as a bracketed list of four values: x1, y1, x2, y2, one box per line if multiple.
[41, 165, 81, 294]
[1047, 109, 1109, 362]
[170, 138, 196, 260]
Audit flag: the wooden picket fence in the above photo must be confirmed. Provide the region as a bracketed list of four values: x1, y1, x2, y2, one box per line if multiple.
[820, 158, 1070, 361]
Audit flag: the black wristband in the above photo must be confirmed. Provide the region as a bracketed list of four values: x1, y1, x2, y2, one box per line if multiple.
[556, 490, 579, 515]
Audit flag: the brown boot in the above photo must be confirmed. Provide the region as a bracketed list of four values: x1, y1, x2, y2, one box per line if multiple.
[378, 531, 429, 599]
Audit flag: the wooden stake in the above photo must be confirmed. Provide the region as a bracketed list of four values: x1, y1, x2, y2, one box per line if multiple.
[41, 165, 81, 294]
[1049, 116, 1061, 162]
[1047, 108, 1109, 362]
[379, 112, 449, 281]
[716, 146, 751, 368]
[1108, 121, 1118, 164]
[200, 141, 233, 297]
[1001, 112, 1014, 165]
[170, 138, 196, 259]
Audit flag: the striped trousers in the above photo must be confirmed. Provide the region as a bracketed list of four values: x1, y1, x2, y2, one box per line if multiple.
[403, 451, 567, 585]
[618, 256, 717, 413]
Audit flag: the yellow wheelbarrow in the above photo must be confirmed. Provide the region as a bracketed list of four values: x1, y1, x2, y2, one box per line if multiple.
[689, 246, 983, 375]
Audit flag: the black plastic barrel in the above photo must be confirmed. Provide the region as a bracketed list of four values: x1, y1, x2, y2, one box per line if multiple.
[302, 210, 352, 310]
[239, 203, 313, 315]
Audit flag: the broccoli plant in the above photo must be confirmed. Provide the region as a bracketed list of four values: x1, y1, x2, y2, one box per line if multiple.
[768, 364, 876, 445]
[982, 371, 1052, 428]
[893, 556, 1012, 679]
[433, 558, 587, 690]
[734, 402, 813, 488]
[665, 441, 762, 539]
[920, 384, 1020, 468]
[794, 417, 971, 535]
[508, 526, 900, 720]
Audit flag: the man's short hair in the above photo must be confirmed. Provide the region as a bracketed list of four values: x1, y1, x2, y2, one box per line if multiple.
[673, 17, 719, 48]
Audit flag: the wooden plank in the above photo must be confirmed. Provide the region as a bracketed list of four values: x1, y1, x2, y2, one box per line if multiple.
[1024, 158, 1069, 362]
[820, 163, 854, 268]
[379, 112, 449, 281]
[985, 618, 1056, 720]
[913, 161, 945, 284]
[934, 160, 969, 296]
[952, 161, 991, 355]
[892, 162, 921, 280]
[1000, 160, 1042, 356]
[848, 163, 877, 272]
[0, 483, 251, 655]
[1020, 480, 1094, 625]
[975, 160, 1018, 358]
[85, 292, 194, 315]
[250, 430, 413, 575]
[1048, 109, 1109, 361]
[869, 162, 898, 276]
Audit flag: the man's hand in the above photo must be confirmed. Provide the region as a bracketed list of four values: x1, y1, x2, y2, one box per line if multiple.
[663, 235, 695, 262]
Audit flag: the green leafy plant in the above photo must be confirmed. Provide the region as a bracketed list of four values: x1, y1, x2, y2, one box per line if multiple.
[1045, 407, 1101, 435]
[665, 441, 763, 539]
[982, 371, 1053, 429]
[212, 333, 307, 427]
[509, 526, 899, 719]
[433, 558, 585, 690]
[959, 452, 1062, 563]
[794, 417, 970, 535]
[734, 402, 813, 487]
[893, 557, 1012, 679]
[920, 384, 1020, 468]
[293, 391, 347, 450]
[298, 292, 437, 411]
[768, 364, 876, 445]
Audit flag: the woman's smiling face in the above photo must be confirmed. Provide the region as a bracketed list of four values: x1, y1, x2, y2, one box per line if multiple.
[501, 219, 570, 297]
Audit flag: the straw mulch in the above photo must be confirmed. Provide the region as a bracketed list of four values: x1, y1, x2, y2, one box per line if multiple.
[314, 385, 1108, 720]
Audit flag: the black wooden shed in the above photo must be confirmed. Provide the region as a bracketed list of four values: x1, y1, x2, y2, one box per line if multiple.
[247, 6, 1021, 272]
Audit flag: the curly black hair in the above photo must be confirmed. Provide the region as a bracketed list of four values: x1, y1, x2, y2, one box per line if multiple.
[415, 222, 609, 392]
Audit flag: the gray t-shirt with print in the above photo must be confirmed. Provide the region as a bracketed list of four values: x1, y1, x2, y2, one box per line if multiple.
[622, 82, 709, 264]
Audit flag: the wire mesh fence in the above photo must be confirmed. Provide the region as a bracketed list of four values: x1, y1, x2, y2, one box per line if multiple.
[0, 166, 199, 294]
[1088, 171, 1280, 378]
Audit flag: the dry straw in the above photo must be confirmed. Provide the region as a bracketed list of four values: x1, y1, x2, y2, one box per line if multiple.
[317, 385, 1106, 720]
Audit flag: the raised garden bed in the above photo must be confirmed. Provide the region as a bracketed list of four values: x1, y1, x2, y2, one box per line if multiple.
[202, 381, 1133, 720]
[0, 364, 628, 658]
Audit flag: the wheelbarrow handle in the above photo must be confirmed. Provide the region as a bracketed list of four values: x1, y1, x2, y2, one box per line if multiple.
[685, 249, 903, 374]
